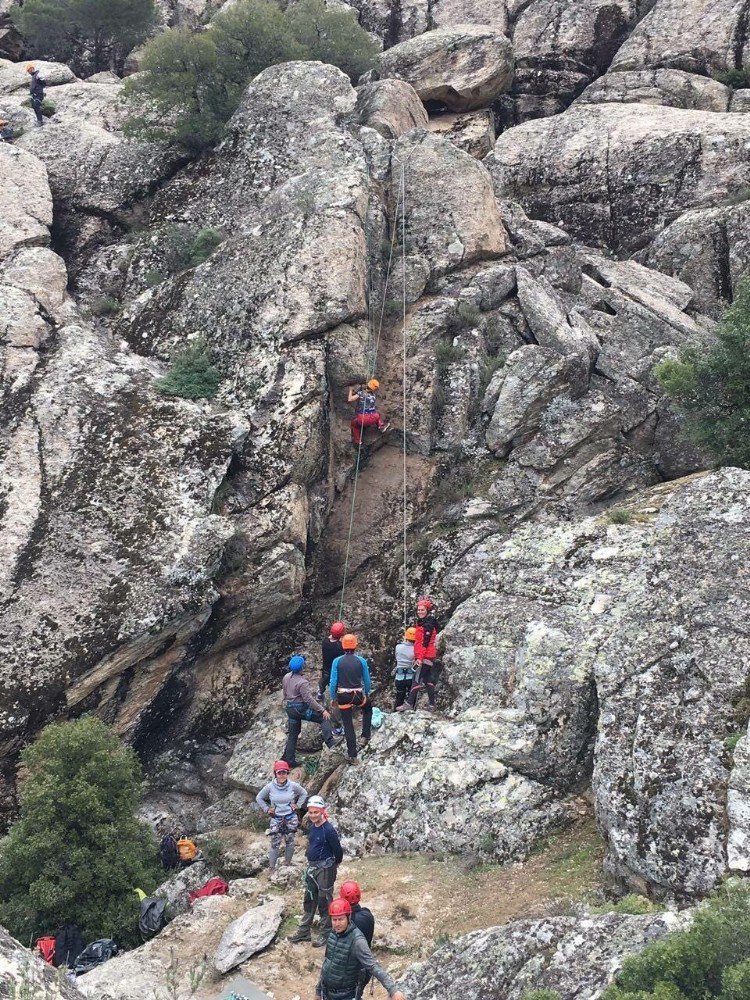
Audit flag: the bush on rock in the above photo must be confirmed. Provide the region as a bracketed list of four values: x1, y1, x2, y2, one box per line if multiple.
[156, 338, 221, 401]
[0, 717, 160, 947]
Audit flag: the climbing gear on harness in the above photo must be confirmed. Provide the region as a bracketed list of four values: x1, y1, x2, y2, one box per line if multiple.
[367, 378, 380, 391]
[339, 881, 361, 905]
[342, 634, 358, 650]
[329, 898, 352, 918]
[330, 621, 346, 638]
[405, 626, 417, 640]
[289, 655, 305, 672]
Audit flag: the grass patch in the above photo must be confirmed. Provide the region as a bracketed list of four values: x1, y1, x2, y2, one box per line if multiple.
[454, 301, 482, 329]
[591, 893, 664, 916]
[186, 227, 222, 266]
[607, 508, 633, 525]
[90, 295, 121, 316]
[713, 67, 750, 89]
[435, 339, 466, 367]
[725, 732, 745, 753]
[480, 352, 507, 396]
[155, 337, 221, 401]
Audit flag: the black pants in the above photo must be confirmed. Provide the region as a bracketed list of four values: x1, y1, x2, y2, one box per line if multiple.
[339, 701, 372, 759]
[408, 661, 436, 707]
[299, 863, 337, 936]
[395, 677, 412, 707]
[284, 703, 334, 766]
[31, 95, 44, 124]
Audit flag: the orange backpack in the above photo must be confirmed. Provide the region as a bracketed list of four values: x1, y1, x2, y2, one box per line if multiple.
[177, 837, 198, 861]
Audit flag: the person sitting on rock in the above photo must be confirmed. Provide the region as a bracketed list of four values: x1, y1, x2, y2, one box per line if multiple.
[256, 760, 308, 873]
[320, 620, 346, 702]
[288, 795, 343, 947]
[0, 119, 14, 143]
[403, 597, 439, 712]
[316, 897, 407, 1000]
[26, 64, 46, 126]
[348, 379, 390, 447]
[330, 634, 373, 764]
[394, 626, 417, 710]
[282, 655, 342, 767]
[339, 880, 375, 946]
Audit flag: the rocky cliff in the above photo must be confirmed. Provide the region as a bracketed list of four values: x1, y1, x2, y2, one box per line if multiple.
[1, 0, 750, 993]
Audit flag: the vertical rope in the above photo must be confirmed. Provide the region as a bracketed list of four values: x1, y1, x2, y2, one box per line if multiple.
[401, 162, 408, 630]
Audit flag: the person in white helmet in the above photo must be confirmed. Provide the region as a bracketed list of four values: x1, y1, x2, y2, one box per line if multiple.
[288, 796, 343, 947]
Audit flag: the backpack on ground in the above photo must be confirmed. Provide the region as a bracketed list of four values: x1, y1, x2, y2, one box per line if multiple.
[73, 939, 118, 976]
[53, 923, 84, 969]
[35, 936, 55, 965]
[138, 896, 168, 940]
[188, 877, 229, 905]
[159, 833, 180, 869]
[371, 706, 384, 729]
[177, 837, 198, 863]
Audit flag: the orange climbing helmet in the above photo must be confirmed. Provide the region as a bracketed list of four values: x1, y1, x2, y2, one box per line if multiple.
[404, 627, 417, 641]
[328, 898, 352, 918]
[367, 378, 380, 391]
[26, 64, 35, 73]
[342, 633, 358, 650]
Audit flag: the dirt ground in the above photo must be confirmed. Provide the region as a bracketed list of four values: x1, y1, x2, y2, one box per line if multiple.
[196, 812, 605, 1000]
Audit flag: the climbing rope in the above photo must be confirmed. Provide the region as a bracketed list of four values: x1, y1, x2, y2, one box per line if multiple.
[401, 160, 408, 630]
[338, 166, 407, 621]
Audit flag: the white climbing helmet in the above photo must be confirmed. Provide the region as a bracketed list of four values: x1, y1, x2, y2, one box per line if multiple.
[307, 795, 327, 809]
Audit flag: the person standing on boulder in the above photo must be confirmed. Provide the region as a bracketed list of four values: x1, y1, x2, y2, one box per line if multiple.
[393, 627, 416, 709]
[282, 655, 342, 767]
[403, 597, 439, 712]
[256, 760, 308, 872]
[315, 898, 407, 1000]
[330, 634, 373, 764]
[26, 64, 46, 126]
[288, 795, 343, 947]
[348, 379, 390, 447]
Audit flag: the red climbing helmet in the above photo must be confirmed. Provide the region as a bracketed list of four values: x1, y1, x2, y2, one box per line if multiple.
[273, 760, 290, 774]
[339, 880, 361, 905]
[330, 621, 346, 639]
[328, 898, 352, 918]
[417, 596, 433, 610]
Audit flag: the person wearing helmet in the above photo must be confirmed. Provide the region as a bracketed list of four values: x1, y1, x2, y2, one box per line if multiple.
[26, 64, 46, 126]
[316, 897, 406, 1000]
[403, 598, 439, 711]
[282, 655, 343, 767]
[288, 795, 343, 946]
[255, 760, 308, 872]
[319, 621, 346, 703]
[339, 880, 375, 947]
[393, 627, 417, 710]
[0, 119, 14, 143]
[347, 378, 390, 447]
[329, 634, 373, 764]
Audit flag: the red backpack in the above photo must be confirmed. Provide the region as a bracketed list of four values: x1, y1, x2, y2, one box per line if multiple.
[188, 877, 229, 905]
[36, 936, 56, 965]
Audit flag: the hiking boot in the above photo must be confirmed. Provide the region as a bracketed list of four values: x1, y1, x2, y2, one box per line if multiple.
[312, 933, 329, 947]
[287, 929, 311, 943]
[395, 703, 413, 713]
[347, 757, 360, 766]
[424, 704, 436, 713]
[330, 733, 344, 747]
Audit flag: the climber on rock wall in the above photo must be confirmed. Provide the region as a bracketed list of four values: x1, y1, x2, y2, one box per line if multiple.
[330, 634, 373, 764]
[282, 655, 342, 767]
[348, 379, 390, 447]
[289, 795, 343, 947]
[315, 897, 407, 1000]
[402, 598, 439, 712]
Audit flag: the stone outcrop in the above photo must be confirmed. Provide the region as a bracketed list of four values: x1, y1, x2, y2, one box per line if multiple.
[356, 79, 429, 139]
[380, 25, 514, 111]
[401, 910, 693, 999]
[728, 725, 750, 872]
[0, 925, 86, 999]
[213, 898, 285, 973]
[578, 68, 731, 111]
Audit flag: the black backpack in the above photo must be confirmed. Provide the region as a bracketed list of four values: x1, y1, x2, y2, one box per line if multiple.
[53, 923, 84, 969]
[73, 939, 118, 976]
[138, 897, 168, 941]
[159, 833, 180, 870]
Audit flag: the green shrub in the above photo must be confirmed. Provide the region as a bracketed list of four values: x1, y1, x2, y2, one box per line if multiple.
[435, 340, 466, 367]
[0, 717, 160, 947]
[592, 894, 663, 916]
[725, 731, 744, 753]
[90, 295, 121, 316]
[656, 279, 750, 469]
[453, 301, 482, 329]
[13, 0, 156, 73]
[713, 68, 750, 89]
[156, 338, 221, 401]
[607, 509, 632, 525]
[722, 957, 750, 1000]
[186, 227, 223, 266]
[603, 881, 750, 1000]
[522, 991, 562, 1000]
[144, 268, 166, 288]
[126, 0, 377, 151]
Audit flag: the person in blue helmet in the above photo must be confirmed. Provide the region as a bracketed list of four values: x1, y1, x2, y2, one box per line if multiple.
[282, 654, 342, 767]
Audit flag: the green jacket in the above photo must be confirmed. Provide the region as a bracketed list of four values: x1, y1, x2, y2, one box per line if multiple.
[316, 922, 398, 998]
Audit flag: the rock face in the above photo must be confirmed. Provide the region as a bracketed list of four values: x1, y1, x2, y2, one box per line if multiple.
[380, 25, 514, 111]
[401, 910, 693, 999]
[213, 898, 285, 973]
[727, 725, 750, 872]
[356, 79, 429, 139]
[0, 925, 86, 999]
[488, 104, 750, 252]
[578, 68, 731, 111]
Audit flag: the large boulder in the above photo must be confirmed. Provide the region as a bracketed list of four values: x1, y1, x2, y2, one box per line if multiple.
[487, 103, 750, 252]
[0, 925, 86, 998]
[380, 24, 514, 112]
[0, 145, 52, 260]
[356, 79, 428, 139]
[401, 910, 693, 999]
[213, 897, 285, 972]
[578, 68, 731, 111]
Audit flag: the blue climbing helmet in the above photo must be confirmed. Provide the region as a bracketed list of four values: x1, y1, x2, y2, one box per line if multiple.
[289, 655, 305, 672]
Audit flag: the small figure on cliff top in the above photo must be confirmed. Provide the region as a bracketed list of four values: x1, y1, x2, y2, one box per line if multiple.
[282, 654, 342, 768]
[348, 378, 390, 447]
[26, 64, 46, 126]
[330, 633, 373, 765]
[256, 759, 307, 873]
[288, 795, 343, 947]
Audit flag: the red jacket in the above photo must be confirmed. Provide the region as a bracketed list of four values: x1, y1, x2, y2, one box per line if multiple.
[414, 616, 438, 660]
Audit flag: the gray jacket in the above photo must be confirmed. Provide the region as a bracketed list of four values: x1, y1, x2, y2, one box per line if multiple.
[282, 670, 325, 713]
[256, 779, 307, 818]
